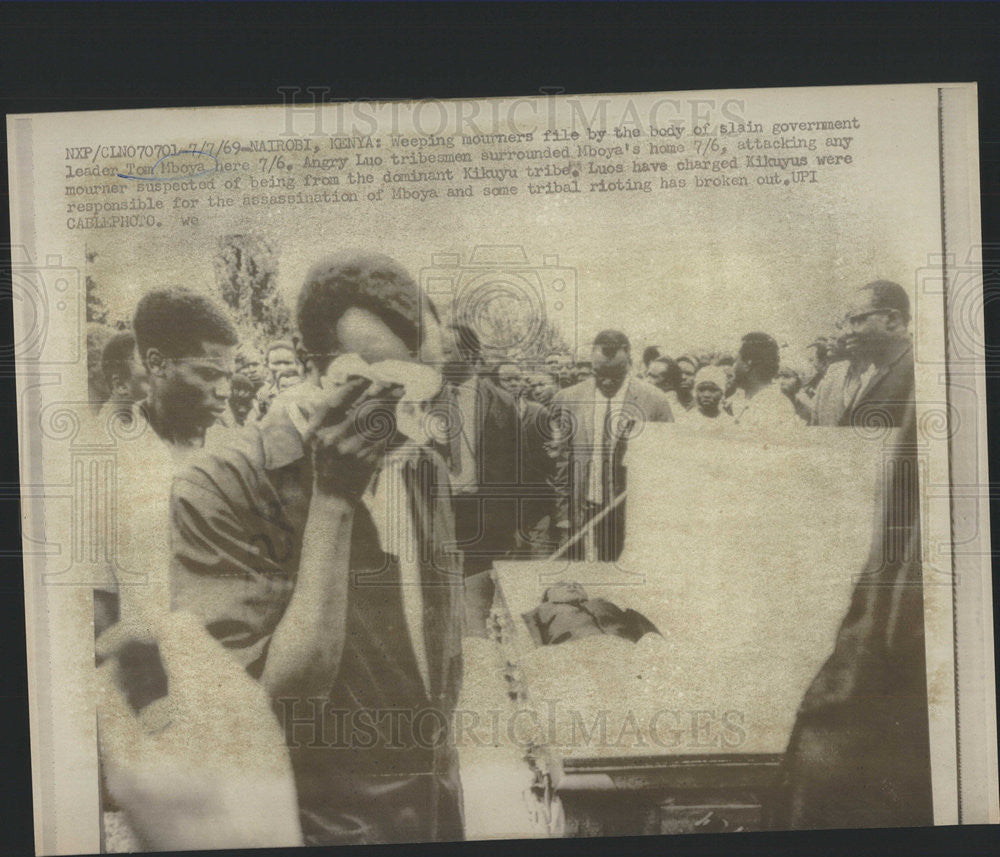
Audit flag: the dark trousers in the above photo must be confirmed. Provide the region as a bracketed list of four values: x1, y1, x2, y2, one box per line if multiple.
[567, 498, 625, 562]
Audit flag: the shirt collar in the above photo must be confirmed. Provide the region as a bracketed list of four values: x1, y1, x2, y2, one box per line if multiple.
[594, 375, 630, 406]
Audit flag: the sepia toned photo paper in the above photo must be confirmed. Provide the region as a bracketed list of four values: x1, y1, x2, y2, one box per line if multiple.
[7, 83, 998, 854]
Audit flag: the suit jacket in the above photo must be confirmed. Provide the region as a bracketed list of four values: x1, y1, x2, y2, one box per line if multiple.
[550, 378, 674, 532]
[434, 376, 521, 572]
[811, 341, 914, 428]
[517, 399, 558, 536]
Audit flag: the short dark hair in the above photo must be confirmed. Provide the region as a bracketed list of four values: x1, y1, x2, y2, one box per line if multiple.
[861, 280, 910, 324]
[229, 373, 255, 396]
[641, 345, 662, 368]
[101, 330, 136, 387]
[593, 329, 630, 354]
[738, 332, 780, 380]
[296, 252, 438, 366]
[133, 287, 238, 363]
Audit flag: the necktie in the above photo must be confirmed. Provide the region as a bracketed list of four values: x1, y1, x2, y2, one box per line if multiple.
[602, 396, 613, 505]
[438, 384, 462, 476]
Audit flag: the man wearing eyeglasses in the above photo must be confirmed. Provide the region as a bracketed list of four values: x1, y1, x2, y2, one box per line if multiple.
[811, 280, 915, 428]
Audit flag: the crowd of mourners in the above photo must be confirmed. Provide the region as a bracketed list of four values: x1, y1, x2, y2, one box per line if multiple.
[96, 277, 915, 442]
[90, 252, 916, 851]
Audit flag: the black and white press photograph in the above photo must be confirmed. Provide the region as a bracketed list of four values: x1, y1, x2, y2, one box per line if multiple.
[6, 72, 996, 855]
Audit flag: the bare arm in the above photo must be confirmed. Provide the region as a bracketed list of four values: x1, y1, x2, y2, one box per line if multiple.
[259, 493, 356, 700]
[258, 378, 390, 700]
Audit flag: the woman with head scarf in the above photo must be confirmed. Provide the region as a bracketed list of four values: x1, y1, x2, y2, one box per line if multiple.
[690, 365, 733, 425]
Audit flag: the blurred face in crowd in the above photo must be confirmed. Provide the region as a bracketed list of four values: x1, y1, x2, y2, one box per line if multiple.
[266, 346, 298, 384]
[592, 344, 630, 398]
[496, 363, 523, 397]
[645, 359, 674, 393]
[695, 380, 724, 415]
[229, 386, 255, 426]
[239, 352, 267, 388]
[573, 361, 593, 384]
[549, 355, 573, 387]
[677, 359, 697, 393]
[840, 290, 906, 361]
[110, 347, 149, 405]
[778, 369, 801, 398]
[147, 340, 235, 431]
[529, 373, 559, 406]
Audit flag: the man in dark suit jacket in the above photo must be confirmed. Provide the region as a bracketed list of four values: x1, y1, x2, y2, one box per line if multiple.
[811, 280, 915, 429]
[517, 392, 558, 556]
[494, 362, 559, 556]
[433, 324, 524, 632]
[551, 330, 674, 561]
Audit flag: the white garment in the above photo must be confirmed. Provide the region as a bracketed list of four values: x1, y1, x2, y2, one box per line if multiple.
[113, 405, 179, 625]
[588, 377, 630, 504]
[361, 446, 431, 695]
[688, 408, 734, 428]
[728, 382, 802, 429]
[282, 385, 433, 693]
[450, 376, 479, 492]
